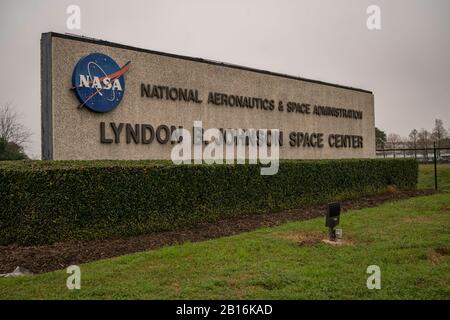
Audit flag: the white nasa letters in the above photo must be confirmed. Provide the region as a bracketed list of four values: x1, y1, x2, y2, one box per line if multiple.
[78, 75, 123, 91]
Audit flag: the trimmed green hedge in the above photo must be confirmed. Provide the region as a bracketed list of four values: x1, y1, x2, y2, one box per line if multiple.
[0, 159, 417, 245]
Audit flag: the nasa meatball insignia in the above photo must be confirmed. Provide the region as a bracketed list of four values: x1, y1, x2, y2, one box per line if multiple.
[72, 53, 131, 113]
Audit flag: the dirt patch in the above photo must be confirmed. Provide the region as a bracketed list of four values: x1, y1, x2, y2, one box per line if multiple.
[276, 231, 354, 246]
[321, 239, 354, 246]
[226, 274, 251, 299]
[435, 246, 450, 256]
[386, 185, 399, 193]
[402, 216, 434, 224]
[276, 231, 324, 246]
[426, 247, 450, 264]
[0, 189, 434, 274]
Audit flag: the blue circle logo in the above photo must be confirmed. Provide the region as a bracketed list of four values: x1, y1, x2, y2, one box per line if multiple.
[72, 53, 131, 113]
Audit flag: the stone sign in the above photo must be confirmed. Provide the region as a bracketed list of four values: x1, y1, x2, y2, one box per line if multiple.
[41, 32, 375, 160]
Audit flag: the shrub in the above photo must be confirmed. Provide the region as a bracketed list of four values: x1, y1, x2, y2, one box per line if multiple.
[0, 138, 28, 161]
[0, 159, 417, 245]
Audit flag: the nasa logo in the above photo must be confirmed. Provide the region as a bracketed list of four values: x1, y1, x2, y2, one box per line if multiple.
[72, 53, 131, 113]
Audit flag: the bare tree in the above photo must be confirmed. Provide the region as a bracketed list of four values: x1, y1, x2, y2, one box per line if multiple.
[387, 133, 401, 148]
[409, 129, 418, 148]
[386, 133, 401, 158]
[431, 119, 448, 148]
[417, 128, 430, 160]
[408, 129, 418, 158]
[0, 104, 31, 147]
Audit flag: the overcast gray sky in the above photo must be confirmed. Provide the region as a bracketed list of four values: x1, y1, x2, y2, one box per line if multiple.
[1, 0, 449, 158]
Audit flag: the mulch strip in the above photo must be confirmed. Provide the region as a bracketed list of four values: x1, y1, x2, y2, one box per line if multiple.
[0, 189, 434, 274]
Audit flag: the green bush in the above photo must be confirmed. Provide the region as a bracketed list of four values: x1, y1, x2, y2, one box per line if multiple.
[0, 159, 417, 245]
[0, 138, 28, 161]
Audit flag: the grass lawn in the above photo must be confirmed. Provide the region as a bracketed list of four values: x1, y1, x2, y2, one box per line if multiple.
[0, 164, 449, 299]
[418, 163, 450, 191]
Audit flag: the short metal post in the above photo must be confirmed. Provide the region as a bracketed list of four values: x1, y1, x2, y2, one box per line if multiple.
[329, 227, 336, 242]
[434, 142, 438, 190]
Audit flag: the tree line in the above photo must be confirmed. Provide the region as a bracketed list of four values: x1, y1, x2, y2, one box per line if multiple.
[376, 119, 450, 150]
